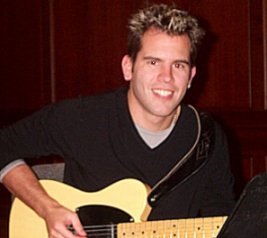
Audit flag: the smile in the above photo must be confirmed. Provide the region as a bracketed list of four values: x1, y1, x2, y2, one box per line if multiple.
[152, 89, 173, 97]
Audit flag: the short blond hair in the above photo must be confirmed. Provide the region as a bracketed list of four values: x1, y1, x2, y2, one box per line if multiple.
[127, 4, 205, 65]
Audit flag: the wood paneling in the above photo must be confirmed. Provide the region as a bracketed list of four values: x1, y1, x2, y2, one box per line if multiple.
[0, 1, 51, 116]
[51, 0, 144, 100]
[249, 0, 266, 110]
[212, 110, 267, 194]
[187, 1, 250, 110]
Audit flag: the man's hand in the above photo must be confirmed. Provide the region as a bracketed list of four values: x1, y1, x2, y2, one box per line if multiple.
[43, 204, 87, 238]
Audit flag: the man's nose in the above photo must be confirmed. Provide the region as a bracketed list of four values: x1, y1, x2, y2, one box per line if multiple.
[159, 65, 173, 82]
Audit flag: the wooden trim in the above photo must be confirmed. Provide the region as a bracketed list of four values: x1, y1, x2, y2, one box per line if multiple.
[249, 0, 265, 110]
[49, 0, 56, 102]
[263, 0, 267, 109]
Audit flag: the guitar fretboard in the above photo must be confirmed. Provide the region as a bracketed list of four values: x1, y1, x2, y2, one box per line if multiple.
[118, 216, 227, 238]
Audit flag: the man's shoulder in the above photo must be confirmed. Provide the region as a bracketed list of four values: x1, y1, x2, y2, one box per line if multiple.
[52, 87, 127, 110]
[80, 86, 127, 105]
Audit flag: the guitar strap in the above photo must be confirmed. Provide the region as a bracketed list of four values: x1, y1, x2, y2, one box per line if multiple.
[148, 107, 215, 207]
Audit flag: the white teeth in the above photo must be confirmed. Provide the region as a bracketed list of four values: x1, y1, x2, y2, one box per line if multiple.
[153, 89, 172, 96]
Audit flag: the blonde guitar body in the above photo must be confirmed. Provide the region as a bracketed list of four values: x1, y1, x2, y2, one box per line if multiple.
[9, 179, 149, 238]
[9, 179, 227, 238]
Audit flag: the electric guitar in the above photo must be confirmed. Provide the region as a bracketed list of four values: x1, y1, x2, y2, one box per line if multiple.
[9, 179, 227, 238]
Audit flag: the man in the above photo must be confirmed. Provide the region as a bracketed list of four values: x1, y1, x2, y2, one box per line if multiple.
[0, 4, 235, 238]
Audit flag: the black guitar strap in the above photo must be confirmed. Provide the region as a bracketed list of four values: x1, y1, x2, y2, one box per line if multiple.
[148, 108, 215, 207]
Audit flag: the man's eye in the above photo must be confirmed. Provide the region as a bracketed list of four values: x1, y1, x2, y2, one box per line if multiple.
[174, 62, 190, 71]
[148, 60, 158, 65]
[174, 63, 185, 69]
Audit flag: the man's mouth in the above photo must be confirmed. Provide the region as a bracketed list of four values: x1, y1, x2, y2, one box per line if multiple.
[152, 89, 173, 97]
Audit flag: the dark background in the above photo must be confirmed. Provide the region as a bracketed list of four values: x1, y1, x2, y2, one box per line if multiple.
[1, 0, 267, 237]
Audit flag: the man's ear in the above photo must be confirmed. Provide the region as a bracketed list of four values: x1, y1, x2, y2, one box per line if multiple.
[188, 66, 196, 89]
[121, 55, 133, 81]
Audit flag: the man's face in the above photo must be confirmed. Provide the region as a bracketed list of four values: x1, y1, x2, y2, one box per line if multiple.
[122, 27, 196, 126]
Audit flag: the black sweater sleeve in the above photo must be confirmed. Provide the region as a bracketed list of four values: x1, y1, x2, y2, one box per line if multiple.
[0, 99, 81, 169]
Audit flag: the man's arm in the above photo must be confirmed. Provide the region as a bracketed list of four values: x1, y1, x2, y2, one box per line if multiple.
[3, 164, 86, 238]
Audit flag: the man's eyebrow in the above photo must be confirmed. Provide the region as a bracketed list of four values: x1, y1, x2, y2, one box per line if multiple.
[174, 59, 191, 65]
[143, 56, 161, 61]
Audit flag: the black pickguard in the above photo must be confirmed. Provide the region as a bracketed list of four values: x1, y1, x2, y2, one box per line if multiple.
[72, 205, 133, 237]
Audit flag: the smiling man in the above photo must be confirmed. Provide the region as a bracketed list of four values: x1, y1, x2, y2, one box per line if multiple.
[0, 4, 235, 238]
[123, 28, 196, 131]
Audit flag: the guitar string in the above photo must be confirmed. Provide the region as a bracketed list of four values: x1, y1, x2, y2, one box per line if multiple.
[80, 230, 221, 238]
[80, 230, 222, 237]
[81, 220, 224, 229]
[79, 221, 225, 236]
[81, 220, 224, 228]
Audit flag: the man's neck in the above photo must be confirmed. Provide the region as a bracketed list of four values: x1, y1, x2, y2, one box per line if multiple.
[130, 105, 181, 132]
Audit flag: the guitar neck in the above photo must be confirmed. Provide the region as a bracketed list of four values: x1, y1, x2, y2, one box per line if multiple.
[117, 216, 227, 238]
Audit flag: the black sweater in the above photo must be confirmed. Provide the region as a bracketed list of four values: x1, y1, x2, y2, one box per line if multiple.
[0, 87, 235, 220]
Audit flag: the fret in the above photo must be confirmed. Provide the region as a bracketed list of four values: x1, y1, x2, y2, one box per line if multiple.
[118, 216, 227, 238]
